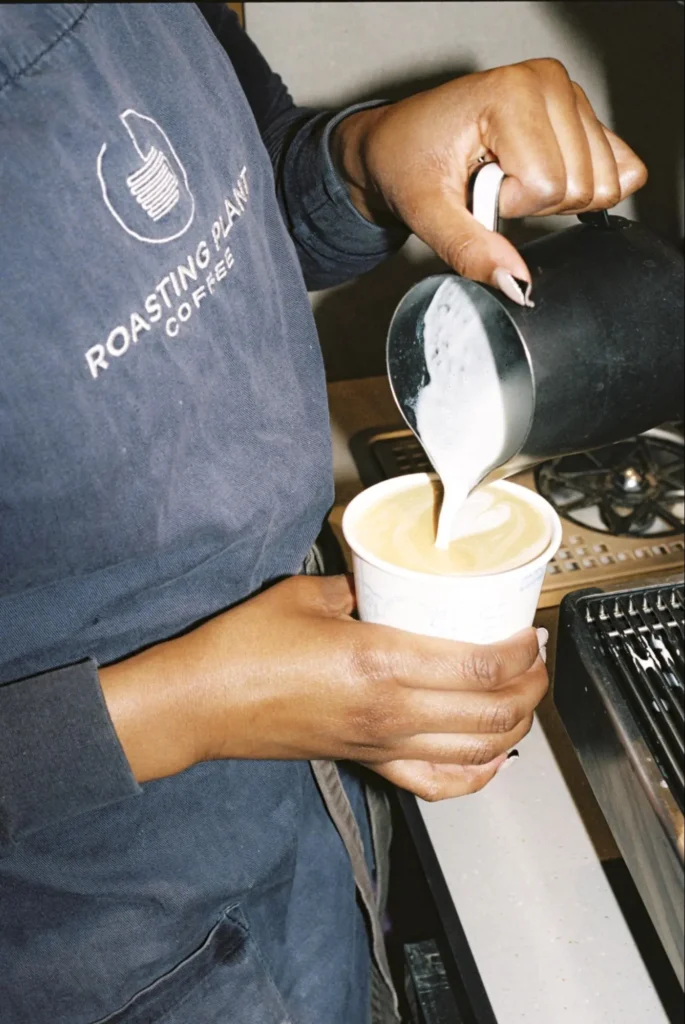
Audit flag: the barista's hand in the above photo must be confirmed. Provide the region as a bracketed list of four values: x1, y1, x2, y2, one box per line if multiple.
[332, 57, 647, 302]
[101, 575, 548, 798]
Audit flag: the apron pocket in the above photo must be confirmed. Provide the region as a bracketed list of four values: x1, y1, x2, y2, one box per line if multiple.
[92, 906, 292, 1024]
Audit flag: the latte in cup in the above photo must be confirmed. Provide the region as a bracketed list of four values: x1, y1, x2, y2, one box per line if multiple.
[343, 474, 562, 642]
[354, 478, 551, 576]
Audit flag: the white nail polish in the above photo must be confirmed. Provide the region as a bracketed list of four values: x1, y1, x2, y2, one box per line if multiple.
[493, 268, 526, 305]
[492, 268, 535, 307]
[515, 277, 536, 308]
[536, 627, 549, 650]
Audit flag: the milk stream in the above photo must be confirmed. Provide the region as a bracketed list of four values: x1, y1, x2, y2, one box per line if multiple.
[413, 278, 507, 548]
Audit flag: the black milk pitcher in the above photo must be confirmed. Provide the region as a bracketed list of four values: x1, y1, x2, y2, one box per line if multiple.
[387, 163, 684, 485]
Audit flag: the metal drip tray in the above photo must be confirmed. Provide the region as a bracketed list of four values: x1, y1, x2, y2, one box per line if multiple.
[584, 586, 684, 814]
[555, 580, 685, 987]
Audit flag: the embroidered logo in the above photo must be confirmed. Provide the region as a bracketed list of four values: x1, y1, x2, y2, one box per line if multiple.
[97, 110, 195, 244]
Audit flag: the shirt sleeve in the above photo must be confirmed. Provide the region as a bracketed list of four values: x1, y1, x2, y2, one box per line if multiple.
[195, 3, 409, 290]
[0, 661, 141, 846]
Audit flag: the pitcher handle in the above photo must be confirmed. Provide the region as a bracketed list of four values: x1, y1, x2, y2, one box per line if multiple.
[471, 162, 505, 232]
[578, 209, 613, 228]
[473, 165, 616, 232]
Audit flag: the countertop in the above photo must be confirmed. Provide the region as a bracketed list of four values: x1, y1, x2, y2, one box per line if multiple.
[327, 376, 671, 1024]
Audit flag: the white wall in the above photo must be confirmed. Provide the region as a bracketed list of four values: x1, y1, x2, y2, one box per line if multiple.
[246, 1, 683, 379]
[247, 2, 615, 116]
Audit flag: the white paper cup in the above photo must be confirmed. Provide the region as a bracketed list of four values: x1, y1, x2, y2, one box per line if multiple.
[342, 473, 562, 644]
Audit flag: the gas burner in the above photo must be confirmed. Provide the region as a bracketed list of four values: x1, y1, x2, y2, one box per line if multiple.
[536, 431, 684, 537]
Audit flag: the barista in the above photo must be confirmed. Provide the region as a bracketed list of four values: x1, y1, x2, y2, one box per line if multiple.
[0, 5, 647, 1023]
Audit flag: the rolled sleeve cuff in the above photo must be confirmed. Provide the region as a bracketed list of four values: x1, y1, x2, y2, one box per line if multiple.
[283, 101, 409, 289]
[0, 659, 141, 844]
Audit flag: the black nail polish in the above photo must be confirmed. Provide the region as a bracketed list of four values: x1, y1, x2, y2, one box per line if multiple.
[507, 749, 520, 759]
[512, 277, 535, 308]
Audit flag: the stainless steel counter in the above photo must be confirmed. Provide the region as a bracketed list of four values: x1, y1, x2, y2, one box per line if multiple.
[327, 376, 671, 1024]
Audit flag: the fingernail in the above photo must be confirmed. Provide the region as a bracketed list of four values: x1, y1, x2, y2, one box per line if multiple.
[514, 277, 535, 307]
[497, 751, 519, 773]
[492, 268, 535, 307]
[536, 627, 548, 663]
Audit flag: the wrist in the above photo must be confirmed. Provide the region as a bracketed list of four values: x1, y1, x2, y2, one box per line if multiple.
[330, 105, 397, 227]
[100, 636, 204, 783]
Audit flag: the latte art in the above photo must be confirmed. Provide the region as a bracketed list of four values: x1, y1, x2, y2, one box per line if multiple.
[356, 480, 550, 576]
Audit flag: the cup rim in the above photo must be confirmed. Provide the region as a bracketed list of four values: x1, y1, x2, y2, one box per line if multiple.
[342, 472, 563, 581]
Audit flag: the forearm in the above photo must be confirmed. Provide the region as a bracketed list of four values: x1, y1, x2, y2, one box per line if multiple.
[2, 573, 548, 842]
[99, 634, 203, 785]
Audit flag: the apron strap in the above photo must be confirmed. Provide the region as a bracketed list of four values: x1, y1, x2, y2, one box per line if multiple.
[310, 759, 400, 1023]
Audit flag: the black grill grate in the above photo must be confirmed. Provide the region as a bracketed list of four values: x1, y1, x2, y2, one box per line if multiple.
[583, 584, 684, 814]
[371, 433, 433, 479]
[535, 433, 684, 538]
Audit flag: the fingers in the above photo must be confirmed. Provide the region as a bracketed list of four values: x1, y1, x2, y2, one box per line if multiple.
[357, 622, 542, 693]
[275, 573, 357, 619]
[402, 662, 548, 735]
[487, 63, 570, 220]
[343, 625, 546, 765]
[395, 709, 535, 765]
[368, 755, 506, 801]
[487, 59, 646, 219]
[416, 58, 643, 287]
[601, 125, 648, 200]
[569, 83, 621, 211]
[400, 180, 532, 289]
[528, 63, 595, 213]
[307, 574, 357, 618]
[493, 59, 599, 217]
[360, 56, 648, 306]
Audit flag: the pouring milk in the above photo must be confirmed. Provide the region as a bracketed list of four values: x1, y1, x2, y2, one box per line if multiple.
[413, 277, 509, 549]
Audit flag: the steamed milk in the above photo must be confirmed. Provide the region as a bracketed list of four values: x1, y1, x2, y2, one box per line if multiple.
[370, 276, 549, 575]
[413, 278, 507, 549]
[356, 480, 550, 576]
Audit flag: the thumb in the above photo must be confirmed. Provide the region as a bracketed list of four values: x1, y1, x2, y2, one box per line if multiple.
[303, 573, 357, 619]
[367, 756, 505, 802]
[407, 186, 533, 305]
